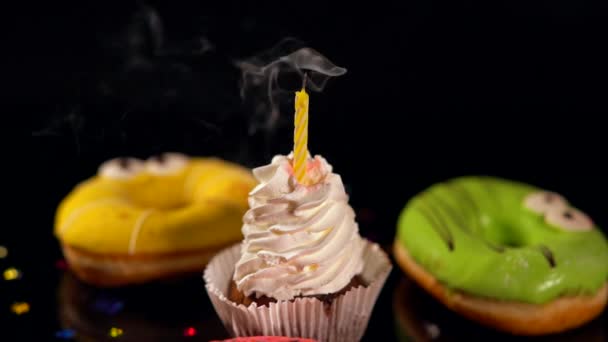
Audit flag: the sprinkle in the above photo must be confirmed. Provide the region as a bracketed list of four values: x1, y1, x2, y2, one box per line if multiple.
[3, 267, 21, 281]
[55, 329, 76, 339]
[55, 259, 68, 270]
[93, 297, 124, 315]
[303, 264, 319, 272]
[0, 246, 7, 258]
[11, 302, 30, 315]
[183, 327, 197, 337]
[109, 327, 123, 338]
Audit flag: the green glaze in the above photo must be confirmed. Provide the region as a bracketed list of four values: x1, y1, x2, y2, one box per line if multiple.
[397, 176, 608, 304]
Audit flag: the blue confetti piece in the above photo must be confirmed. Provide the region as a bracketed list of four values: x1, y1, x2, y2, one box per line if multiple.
[55, 329, 76, 339]
[92, 296, 124, 315]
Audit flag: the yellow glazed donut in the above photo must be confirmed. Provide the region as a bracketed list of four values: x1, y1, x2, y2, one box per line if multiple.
[54, 153, 258, 286]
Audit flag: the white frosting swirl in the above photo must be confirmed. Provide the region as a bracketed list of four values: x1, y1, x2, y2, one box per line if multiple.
[233, 154, 365, 301]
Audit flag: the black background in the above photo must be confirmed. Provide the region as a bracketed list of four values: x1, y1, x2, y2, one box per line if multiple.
[14, 0, 608, 340]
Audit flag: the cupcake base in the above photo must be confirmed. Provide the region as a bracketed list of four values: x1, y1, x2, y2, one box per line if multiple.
[204, 239, 392, 342]
[228, 276, 366, 308]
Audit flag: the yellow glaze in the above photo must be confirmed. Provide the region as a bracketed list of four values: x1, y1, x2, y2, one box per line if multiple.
[54, 157, 257, 255]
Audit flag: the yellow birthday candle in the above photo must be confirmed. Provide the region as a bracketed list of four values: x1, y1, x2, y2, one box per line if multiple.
[293, 78, 309, 184]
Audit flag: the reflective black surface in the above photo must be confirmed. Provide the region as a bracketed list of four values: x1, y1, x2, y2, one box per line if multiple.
[392, 276, 607, 342]
[3, 251, 607, 341]
[56, 272, 227, 341]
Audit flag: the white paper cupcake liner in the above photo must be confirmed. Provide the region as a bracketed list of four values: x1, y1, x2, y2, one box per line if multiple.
[204, 239, 392, 342]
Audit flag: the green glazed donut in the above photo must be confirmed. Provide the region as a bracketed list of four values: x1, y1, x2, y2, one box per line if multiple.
[394, 176, 608, 335]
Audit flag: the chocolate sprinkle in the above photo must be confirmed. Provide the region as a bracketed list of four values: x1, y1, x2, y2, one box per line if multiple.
[153, 154, 167, 163]
[118, 157, 130, 168]
[563, 211, 573, 219]
[539, 245, 556, 268]
[417, 205, 454, 251]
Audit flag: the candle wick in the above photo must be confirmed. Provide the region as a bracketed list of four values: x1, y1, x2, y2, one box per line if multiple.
[302, 73, 308, 90]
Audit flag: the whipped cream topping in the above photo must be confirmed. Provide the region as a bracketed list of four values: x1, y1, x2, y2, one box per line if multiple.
[233, 154, 365, 301]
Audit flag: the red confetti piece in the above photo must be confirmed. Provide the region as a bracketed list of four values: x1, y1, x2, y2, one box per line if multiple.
[183, 327, 197, 337]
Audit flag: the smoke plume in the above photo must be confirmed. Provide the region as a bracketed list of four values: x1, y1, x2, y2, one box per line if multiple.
[237, 38, 347, 135]
[32, 4, 216, 156]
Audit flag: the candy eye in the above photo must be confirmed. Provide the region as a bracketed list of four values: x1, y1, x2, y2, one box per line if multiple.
[523, 191, 568, 214]
[98, 157, 145, 180]
[545, 207, 593, 232]
[145, 152, 189, 175]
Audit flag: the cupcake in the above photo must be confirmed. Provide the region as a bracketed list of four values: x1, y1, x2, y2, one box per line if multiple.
[204, 153, 392, 342]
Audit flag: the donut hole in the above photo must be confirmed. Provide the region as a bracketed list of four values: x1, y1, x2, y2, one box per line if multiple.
[478, 217, 530, 250]
[122, 176, 192, 211]
[495, 233, 527, 249]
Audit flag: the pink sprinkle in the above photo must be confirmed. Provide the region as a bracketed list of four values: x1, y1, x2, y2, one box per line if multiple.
[306, 157, 322, 171]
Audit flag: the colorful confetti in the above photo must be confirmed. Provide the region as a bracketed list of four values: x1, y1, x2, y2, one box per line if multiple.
[55, 259, 68, 270]
[11, 302, 30, 315]
[55, 329, 76, 339]
[0, 246, 7, 258]
[93, 297, 124, 315]
[3, 267, 21, 281]
[109, 327, 123, 338]
[183, 327, 197, 337]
